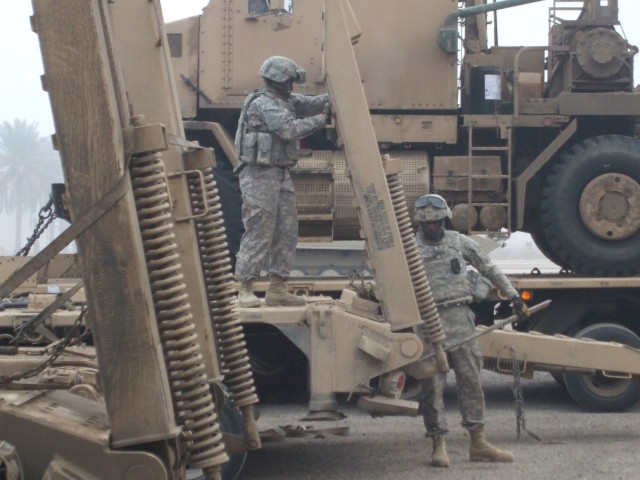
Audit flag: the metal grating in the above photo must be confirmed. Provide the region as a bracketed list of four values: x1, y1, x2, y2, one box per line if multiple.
[291, 150, 429, 240]
[292, 156, 333, 215]
[334, 150, 430, 239]
[167, 33, 182, 58]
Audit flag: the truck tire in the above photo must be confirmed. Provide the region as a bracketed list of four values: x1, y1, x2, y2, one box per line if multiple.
[529, 221, 563, 268]
[540, 135, 640, 276]
[563, 323, 640, 412]
[218, 397, 248, 480]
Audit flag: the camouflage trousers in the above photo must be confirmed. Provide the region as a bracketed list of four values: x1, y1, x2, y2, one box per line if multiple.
[234, 164, 298, 281]
[421, 304, 485, 436]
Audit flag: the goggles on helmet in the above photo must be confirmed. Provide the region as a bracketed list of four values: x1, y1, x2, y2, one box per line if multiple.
[415, 195, 447, 209]
[293, 67, 306, 84]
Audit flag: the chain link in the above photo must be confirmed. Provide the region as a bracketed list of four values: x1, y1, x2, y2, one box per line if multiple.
[16, 198, 57, 256]
[347, 246, 376, 299]
[0, 305, 87, 385]
[348, 267, 375, 300]
[510, 346, 543, 442]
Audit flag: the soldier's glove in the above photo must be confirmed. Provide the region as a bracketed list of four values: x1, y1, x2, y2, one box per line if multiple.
[511, 295, 531, 322]
[323, 102, 332, 122]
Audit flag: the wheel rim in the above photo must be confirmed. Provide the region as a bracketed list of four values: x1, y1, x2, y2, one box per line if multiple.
[539, 135, 640, 276]
[564, 323, 640, 410]
[579, 173, 640, 240]
[578, 370, 631, 399]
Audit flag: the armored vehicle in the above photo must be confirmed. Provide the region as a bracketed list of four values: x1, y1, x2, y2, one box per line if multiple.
[167, 0, 640, 277]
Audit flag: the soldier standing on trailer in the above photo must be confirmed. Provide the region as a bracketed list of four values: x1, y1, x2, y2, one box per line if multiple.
[234, 56, 331, 308]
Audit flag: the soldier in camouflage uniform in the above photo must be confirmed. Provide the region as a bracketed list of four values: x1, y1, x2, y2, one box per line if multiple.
[234, 56, 330, 308]
[414, 194, 530, 468]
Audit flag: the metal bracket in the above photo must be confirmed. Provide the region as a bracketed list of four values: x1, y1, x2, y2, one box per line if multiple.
[164, 135, 216, 222]
[516, 119, 577, 229]
[166, 169, 211, 222]
[182, 144, 215, 171]
[129, 123, 169, 156]
[381, 154, 403, 176]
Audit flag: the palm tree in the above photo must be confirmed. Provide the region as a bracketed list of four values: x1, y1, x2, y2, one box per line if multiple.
[0, 119, 63, 252]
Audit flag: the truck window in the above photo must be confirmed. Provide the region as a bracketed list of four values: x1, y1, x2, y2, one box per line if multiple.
[248, 0, 293, 17]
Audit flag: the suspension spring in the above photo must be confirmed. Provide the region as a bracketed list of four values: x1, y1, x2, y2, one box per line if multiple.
[129, 152, 227, 474]
[386, 173, 446, 346]
[188, 168, 261, 449]
[188, 169, 258, 407]
[0, 346, 18, 356]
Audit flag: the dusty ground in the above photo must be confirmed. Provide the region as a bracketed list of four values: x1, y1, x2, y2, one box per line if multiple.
[239, 372, 640, 479]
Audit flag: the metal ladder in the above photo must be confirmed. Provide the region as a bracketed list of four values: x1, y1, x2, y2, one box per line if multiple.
[465, 119, 513, 236]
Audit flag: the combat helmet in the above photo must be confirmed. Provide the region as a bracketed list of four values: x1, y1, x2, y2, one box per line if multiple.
[259, 56, 306, 84]
[414, 194, 452, 222]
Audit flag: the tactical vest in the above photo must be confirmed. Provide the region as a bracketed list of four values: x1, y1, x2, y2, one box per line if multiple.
[235, 90, 300, 168]
[417, 231, 474, 306]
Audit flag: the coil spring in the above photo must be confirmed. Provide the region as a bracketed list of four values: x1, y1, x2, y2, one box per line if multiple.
[0, 346, 18, 355]
[387, 174, 446, 344]
[187, 168, 259, 409]
[130, 152, 227, 472]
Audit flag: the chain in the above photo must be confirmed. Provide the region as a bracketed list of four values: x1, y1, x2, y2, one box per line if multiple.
[510, 348, 567, 444]
[346, 243, 375, 299]
[510, 346, 543, 442]
[0, 305, 87, 385]
[348, 267, 375, 300]
[16, 198, 57, 256]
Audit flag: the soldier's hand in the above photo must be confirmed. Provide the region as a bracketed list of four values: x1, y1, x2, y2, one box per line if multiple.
[323, 102, 332, 122]
[511, 295, 531, 322]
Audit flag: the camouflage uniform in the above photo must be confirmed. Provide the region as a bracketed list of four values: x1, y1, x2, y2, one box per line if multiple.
[234, 86, 329, 281]
[416, 229, 517, 436]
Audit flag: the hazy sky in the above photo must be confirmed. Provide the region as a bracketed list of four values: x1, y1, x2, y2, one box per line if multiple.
[0, 0, 209, 136]
[0, 0, 638, 255]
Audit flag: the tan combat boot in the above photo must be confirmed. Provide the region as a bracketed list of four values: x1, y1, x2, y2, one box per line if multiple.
[238, 279, 260, 308]
[430, 435, 450, 468]
[469, 426, 514, 463]
[265, 275, 306, 306]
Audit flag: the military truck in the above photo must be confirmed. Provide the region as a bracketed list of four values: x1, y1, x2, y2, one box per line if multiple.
[161, 0, 640, 412]
[166, 0, 640, 277]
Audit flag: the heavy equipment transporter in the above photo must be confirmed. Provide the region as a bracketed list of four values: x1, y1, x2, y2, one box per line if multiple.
[0, 1, 639, 478]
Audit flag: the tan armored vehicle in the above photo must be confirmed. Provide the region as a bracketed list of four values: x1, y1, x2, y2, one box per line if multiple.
[167, 0, 640, 278]
[163, 0, 640, 414]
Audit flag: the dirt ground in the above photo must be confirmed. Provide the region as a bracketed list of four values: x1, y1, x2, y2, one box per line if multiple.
[239, 371, 640, 479]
